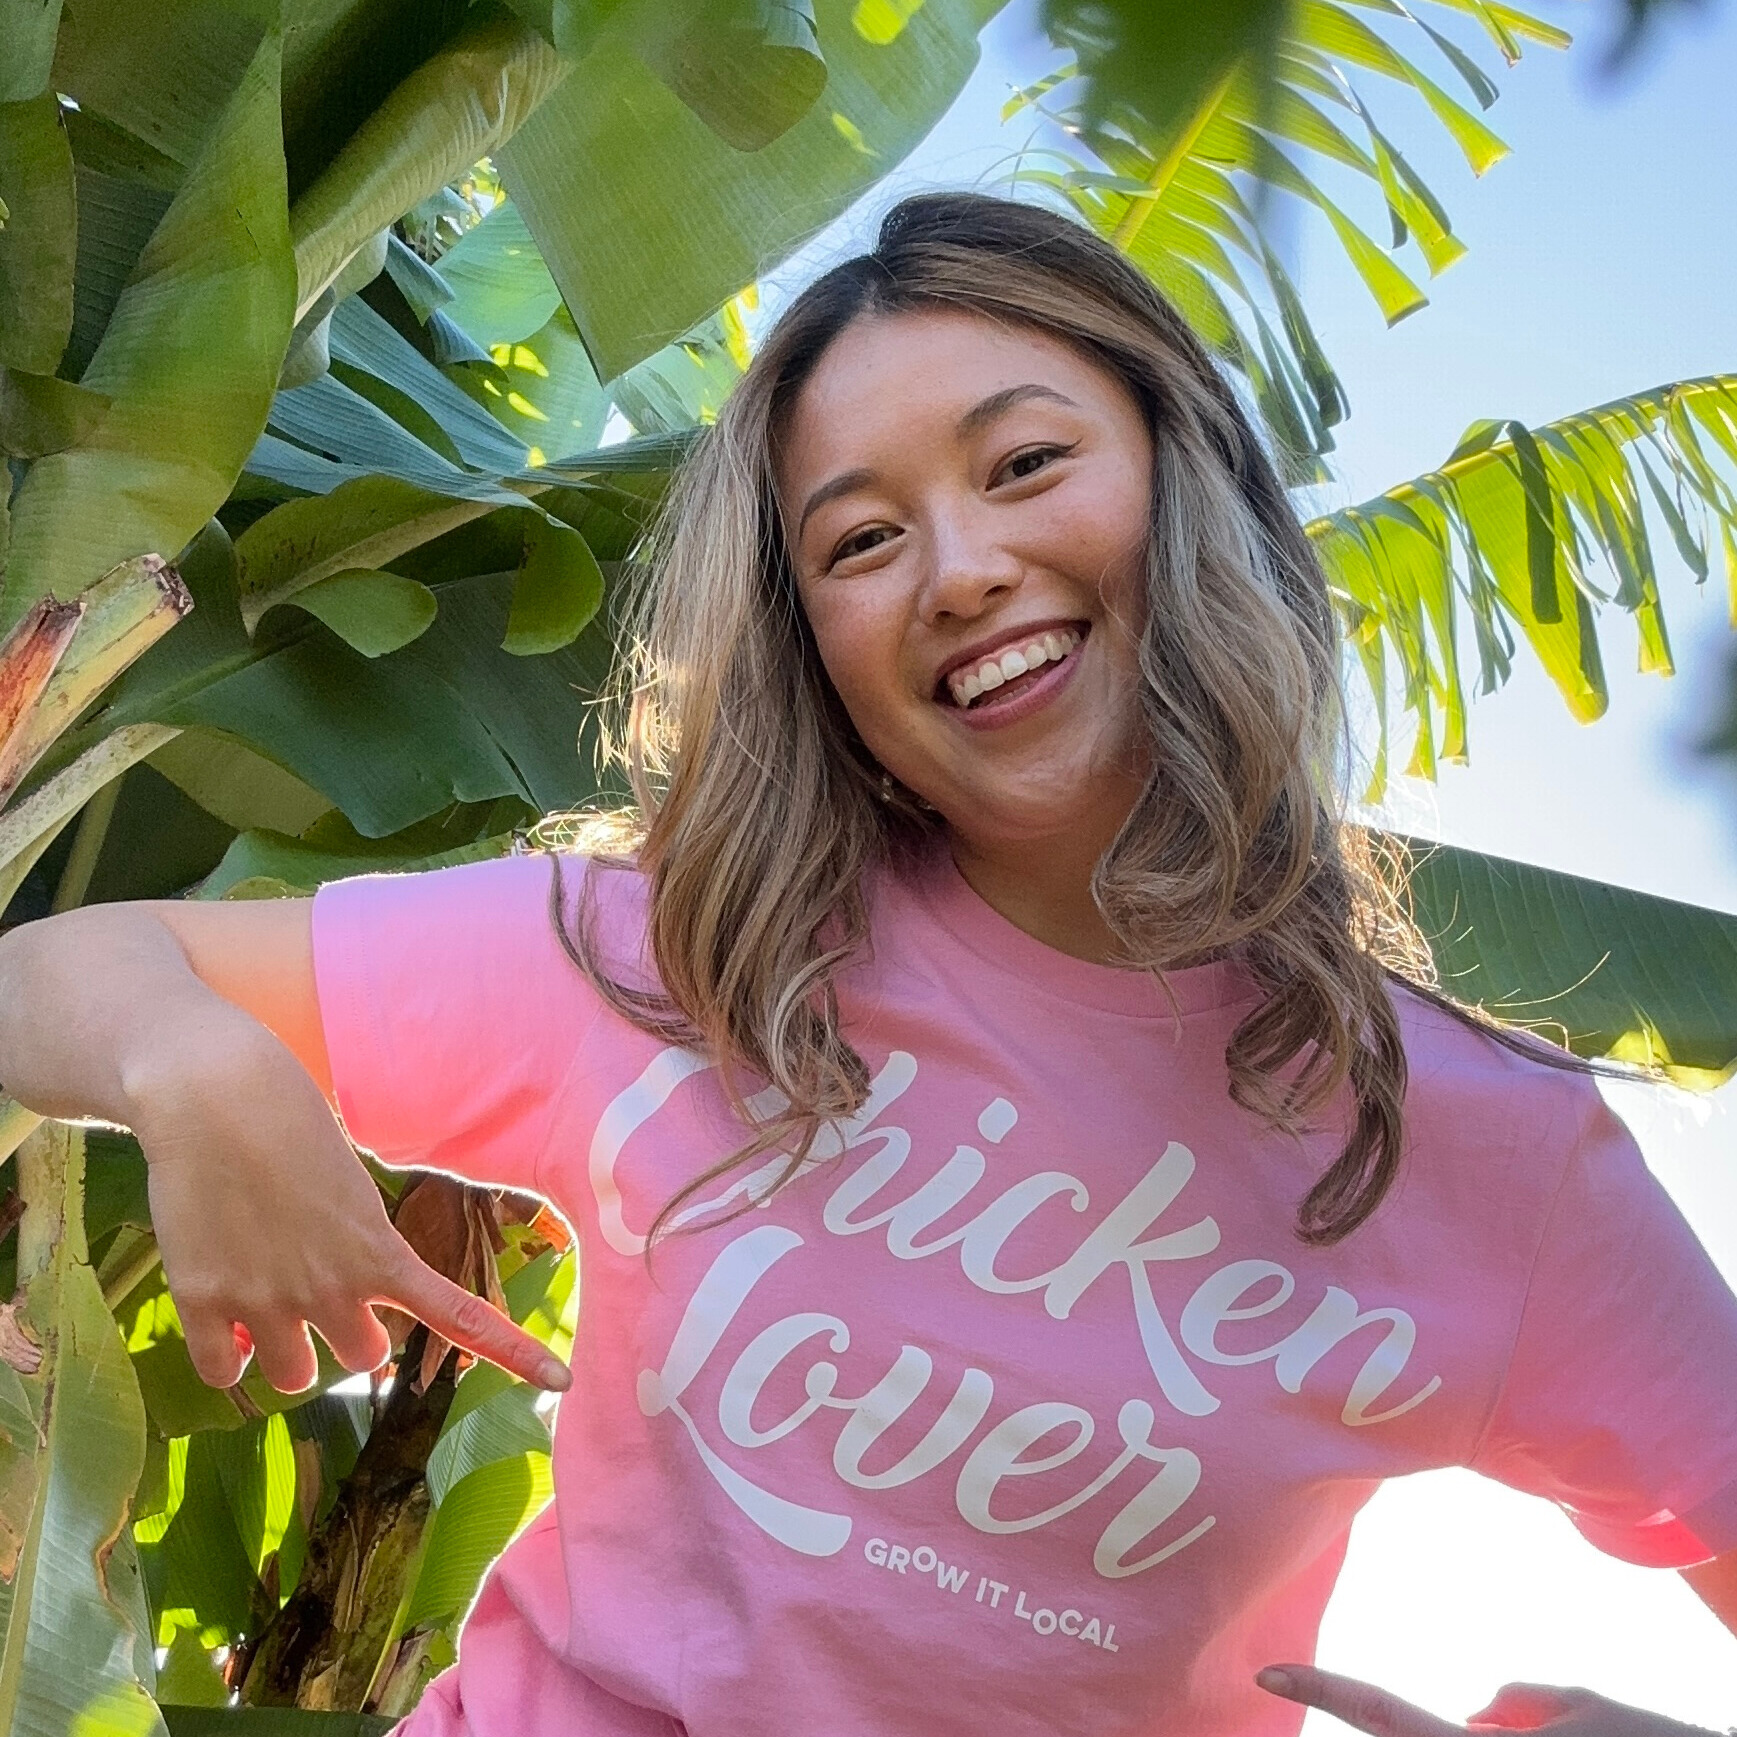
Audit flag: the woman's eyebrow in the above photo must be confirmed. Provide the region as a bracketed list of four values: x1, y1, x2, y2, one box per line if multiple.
[956, 382, 1079, 437]
[797, 467, 877, 539]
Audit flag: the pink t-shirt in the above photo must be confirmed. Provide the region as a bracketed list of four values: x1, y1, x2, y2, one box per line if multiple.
[312, 849, 1737, 1737]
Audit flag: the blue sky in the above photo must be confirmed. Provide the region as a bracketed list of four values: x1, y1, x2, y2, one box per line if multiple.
[785, 1, 1737, 1721]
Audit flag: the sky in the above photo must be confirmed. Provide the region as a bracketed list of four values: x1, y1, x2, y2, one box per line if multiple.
[784, 1, 1737, 1725]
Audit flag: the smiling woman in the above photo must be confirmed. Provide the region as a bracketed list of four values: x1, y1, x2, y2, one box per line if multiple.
[576, 195, 1438, 1253]
[1, 193, 1735, 1737]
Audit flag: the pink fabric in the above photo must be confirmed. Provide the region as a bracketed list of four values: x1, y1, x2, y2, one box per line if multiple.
[312, 850, 1737, 1737]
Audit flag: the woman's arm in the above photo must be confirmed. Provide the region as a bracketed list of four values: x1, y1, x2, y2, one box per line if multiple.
[1257, 1665, 1726, 1734]
[1254, 1546, 1737, 1731]
[0, 899, 569, 1394]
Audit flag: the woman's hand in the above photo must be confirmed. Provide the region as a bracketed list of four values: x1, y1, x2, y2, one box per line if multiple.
[1256, 1665, 1723, 1736]
[132, 1004, 568, 1395]
[0, 900, 569, 1396]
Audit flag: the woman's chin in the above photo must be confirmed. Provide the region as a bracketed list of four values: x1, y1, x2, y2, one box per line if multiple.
[937, 783, 1138, 857]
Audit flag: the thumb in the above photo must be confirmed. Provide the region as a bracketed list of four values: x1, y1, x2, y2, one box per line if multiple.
[1469, 1685, 1590, 1730]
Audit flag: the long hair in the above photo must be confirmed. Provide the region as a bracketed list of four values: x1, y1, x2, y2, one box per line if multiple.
[553, 191, 1572, 1247]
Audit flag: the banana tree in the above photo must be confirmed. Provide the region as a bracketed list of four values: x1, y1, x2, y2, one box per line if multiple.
[0, 1, 1012, 1725]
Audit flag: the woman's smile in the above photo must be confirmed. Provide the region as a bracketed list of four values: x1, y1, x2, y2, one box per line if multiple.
[938, 621, 1088, 729]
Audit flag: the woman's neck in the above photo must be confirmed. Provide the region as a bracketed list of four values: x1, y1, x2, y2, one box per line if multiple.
[947, 827, 1125, 965]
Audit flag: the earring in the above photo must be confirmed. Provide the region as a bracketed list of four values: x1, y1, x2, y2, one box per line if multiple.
[877, 772, 894, 804]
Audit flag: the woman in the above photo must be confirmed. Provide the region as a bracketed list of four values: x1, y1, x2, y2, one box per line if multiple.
[2, 194, 1733, 1737]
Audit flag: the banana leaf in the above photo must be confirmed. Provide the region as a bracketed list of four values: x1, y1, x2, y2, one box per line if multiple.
[1395, 833, 1737, 1087]
[0, 1124, 163, 1737]
[0, 93, 76, 375]
[288, 4, 566, 318]
[0, 0, 66, 104]
[501, 0, 1004, 379]
[88, 524, 618, 837]
[1019, 0, 1567, 480]
[2, 32, 295, 629]
[1312, 377, 1737, 789]
[51, 0, 268, 167]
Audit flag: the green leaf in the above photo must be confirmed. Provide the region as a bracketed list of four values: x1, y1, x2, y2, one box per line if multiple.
[0, 369, 110, 459]
[852, 0, 929, 45]
[0, 721, 183, 913]
[288, 6, 567, 317]
[382, 233, 454, 323]
[503, 513, 603, 653]
[2, 32, 295, 629]
[283, 569, 440, 658]
[84, 1130, 151, 1247]
[0, 93, 76, 373]
[263, 373, 530, 500]
[611, 307, 747, 434]
[636, 0, 829, 153]
[101, 548, 616, 836]
[0, 1125, 164, 1737]
[50, 0, 267, 169]
[199, 810, 516, 901]
[61, 165, 173, 383]
[1398, 834, 1737, 1086]
[1310, 377, 1737, 782]
[233, 475, 500, 633]
[0, 0, 66, 104]
[435, 199, 562, 350]
[147, 725, 335, 836]
[504, 1246, 576, 1359]
[1029, 0, 1556, 464]
[155, 1629, 228, 1708]
[502, 0, 999, 378]
[399, 1452, 552, 1632]
[118, 1273, 246, 1437]
[426, 1368, 550, 1506]
[326, 295, 535, 475]
[1046, 0, 1287, 142]
[60, 107, 183, 192]
[460, 306, 611, 461]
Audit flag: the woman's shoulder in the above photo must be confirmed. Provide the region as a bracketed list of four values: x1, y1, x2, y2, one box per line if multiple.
[316, 846, 653, 980]
[1389, 979, 1613, 1159]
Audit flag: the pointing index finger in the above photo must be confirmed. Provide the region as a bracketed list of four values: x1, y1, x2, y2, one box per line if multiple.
[1257, 1666, 1464, 1737]
[383, 1253, 570, 1392]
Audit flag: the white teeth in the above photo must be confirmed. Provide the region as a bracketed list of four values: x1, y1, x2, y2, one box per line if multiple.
[945, 627, 1083, 707]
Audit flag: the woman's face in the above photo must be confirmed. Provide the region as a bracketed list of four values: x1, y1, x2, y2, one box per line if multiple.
[778, 307, 1154, 857]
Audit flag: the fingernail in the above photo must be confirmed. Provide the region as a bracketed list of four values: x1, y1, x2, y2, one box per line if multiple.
[538, 1355, 572, 1391]
[1256, 1668, 1296, 1697]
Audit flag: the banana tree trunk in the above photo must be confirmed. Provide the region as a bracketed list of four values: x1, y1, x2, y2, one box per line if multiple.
[238, 1331, 456, 1711]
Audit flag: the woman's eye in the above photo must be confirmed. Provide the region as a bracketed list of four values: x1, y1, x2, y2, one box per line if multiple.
[996, 443, 1072, 485]
[829, 525, 898, 566]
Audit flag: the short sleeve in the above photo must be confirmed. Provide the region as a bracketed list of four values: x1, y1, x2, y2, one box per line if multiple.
[1469, 1078, 1737, 1566]
[311, 851, 605, 1195]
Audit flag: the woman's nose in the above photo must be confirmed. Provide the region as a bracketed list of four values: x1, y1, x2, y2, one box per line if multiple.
[917, 512, 1023, 624]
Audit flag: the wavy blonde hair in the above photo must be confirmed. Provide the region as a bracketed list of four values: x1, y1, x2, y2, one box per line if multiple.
[557, 192, 1458, 1247]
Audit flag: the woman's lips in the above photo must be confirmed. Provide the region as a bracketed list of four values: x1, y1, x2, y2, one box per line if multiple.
[944, 633, 1085, 731]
